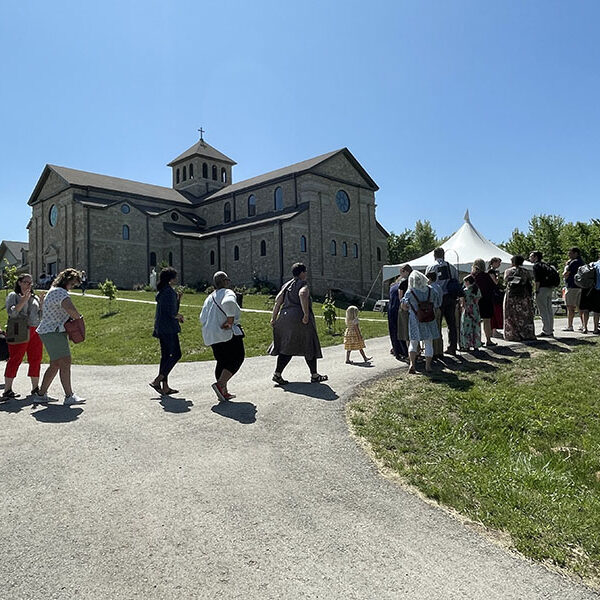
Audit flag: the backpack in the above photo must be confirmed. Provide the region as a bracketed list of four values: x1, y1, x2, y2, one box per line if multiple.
[408, 289, 435, 323]
[537, 262, 560, 287]
[506, 268, 531, 299]
[574, 263, 598, 289]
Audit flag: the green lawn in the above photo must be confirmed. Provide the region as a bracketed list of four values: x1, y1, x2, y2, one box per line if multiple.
[62, 292, 388, 365]
[349, 339, 600, 582]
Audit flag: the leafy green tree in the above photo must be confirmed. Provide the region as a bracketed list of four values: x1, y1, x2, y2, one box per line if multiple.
[387, 229, 414, 264]
[322, 294, 337, 333]
[2, 260, 18, 301]
[409, 220, 438, 259]
[560, 220, 600, 263]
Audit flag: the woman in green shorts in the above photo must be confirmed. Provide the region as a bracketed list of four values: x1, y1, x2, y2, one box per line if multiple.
[34, 268, 85, 406]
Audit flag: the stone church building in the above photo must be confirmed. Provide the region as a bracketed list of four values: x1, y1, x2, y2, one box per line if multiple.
[27, 138, 388, 295]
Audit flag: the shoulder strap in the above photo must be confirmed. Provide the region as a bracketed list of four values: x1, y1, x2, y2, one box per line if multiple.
[211, 291, 228, 318]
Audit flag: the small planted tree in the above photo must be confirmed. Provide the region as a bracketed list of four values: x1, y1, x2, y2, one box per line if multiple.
[98, 278, 118, 314]
[2, 260, 18, 302]
[322, 294, 337, 334]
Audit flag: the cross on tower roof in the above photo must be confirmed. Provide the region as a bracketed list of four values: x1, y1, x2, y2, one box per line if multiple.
[198, 127, 205, 142]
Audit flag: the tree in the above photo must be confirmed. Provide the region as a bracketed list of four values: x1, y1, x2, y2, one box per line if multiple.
[409, 220, 438, 258]
[387, 229, 414, 264]
[98, 279, 118, 314]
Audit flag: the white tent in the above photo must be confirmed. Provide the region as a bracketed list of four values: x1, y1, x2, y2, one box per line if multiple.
[382, 211, 529, 282]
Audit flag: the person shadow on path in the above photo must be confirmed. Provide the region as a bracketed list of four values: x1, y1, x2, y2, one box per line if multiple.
[31, 404, 84, 423]
[159, 396, 193, 413]
[281, 382, 339, 402]
[211, 401, 257, 424]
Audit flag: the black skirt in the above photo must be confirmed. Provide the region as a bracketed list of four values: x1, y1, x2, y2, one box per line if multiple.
[579, 288, 600, 313]
[478, 296, 495, 319]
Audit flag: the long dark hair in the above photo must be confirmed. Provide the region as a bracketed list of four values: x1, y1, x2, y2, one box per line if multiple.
[157, 267, 177, 291]
[14, 273, 35, 296]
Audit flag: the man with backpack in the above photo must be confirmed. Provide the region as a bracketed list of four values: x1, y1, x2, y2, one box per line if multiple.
[426, 247, 460, 355]
[529, 251, 559, 337]
[576, 251, 600, 335]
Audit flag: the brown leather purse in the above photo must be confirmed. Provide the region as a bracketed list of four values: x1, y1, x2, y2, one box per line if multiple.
[64, 317, 86, 343]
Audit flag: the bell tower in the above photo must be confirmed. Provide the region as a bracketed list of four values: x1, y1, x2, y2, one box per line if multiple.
[168, 130, 236, 198]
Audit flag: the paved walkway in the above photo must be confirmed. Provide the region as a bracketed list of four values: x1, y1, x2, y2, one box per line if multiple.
[0, 319, 597, 599]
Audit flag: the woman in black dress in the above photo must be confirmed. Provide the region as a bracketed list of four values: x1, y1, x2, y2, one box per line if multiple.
[471, 258, 497, 347]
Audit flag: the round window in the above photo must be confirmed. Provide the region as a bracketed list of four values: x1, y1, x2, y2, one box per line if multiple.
[121, 204, 131, 214]
[49, 204, 58, 227]
[336, 190, 350, 213]
[171, 212, 179, 221]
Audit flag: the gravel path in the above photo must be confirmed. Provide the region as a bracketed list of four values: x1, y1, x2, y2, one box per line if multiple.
[0, 318, 597, 599]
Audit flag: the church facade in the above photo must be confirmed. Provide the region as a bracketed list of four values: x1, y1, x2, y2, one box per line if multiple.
[27, 138, 388, 296]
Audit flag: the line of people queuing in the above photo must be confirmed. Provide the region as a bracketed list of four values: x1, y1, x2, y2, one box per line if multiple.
[387, 247, 600, 372]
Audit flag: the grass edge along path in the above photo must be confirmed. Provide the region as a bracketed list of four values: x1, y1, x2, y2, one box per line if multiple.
[57, 292, 388, 366]
[347, 339, 600, 588]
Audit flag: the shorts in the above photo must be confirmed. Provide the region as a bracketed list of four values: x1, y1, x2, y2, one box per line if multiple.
[564, 288, 581, 307]
[39, 332, 71, 361]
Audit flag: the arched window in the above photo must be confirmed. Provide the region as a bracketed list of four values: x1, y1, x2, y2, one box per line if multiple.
[274, 186, 283, 211]
[377, 247, 382, 261]
[122, 225, 130, 240]
[234, 246, 240, 261]
[210, 250, 215, 265]
[330, 240, 336, 256]
[248, 194, 256, 217]
[168, 252, 173, 266]
[221, 167, 227, 183]
[212, 165, 218, 180]
[353, 243, 359, 258]
[300, 235, 307, 253]
[182, 166, 187, 181]
[224, 202, 232, 223]
[202, 163, 208, 178]
[176, 169, 180, 184]
[189, 163, 194, 178]
[342, 242, 348, 257]
[260, 240, 266, 256]
[150, 252, 157, 266]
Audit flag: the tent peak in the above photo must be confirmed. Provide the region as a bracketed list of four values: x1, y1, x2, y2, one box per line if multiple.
[464, 209, 471, 223]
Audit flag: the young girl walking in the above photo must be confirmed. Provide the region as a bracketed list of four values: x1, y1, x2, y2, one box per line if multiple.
[344, 306, 372, 364]
[460, 275, 482, 351]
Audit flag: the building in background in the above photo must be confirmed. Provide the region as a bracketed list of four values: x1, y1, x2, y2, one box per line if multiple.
[27, 137, 388, 296]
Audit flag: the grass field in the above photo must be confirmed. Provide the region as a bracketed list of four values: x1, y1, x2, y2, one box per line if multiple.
[349, 338, 600, 583]
[48, 290, 388, 365]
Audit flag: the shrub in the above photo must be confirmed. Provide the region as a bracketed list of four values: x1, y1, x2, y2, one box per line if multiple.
[98, 279, 118, 313]
[193, 280, 210, 293]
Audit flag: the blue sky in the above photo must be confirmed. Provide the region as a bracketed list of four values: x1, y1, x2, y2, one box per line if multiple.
[1, 0, 598, 247]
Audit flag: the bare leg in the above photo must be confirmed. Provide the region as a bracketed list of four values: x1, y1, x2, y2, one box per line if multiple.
[566, 306, 575, 328]
[217, 369, 233, 393]
[40, 362, 60, 395]
[593, 313, 600, 331]
[581, 311, 589, 333]
[58, 356, 73, 397]
[408, 351, 417, 373]
[425, 356, 432, 372]
[30, 376, 39, 390]
[359, 349, 372, 362]
[482, 318, 493, 343]
[4, 376, 14, 392]
[346, 351, 351, 364]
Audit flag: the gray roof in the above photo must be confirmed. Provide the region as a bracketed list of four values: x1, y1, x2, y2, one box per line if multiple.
[1, 241, 29, 256]
[167, 140, 236, 167]
[165, 204, 309, 240]
[31, 165, 193, 205]
[205, 148, 378, 201]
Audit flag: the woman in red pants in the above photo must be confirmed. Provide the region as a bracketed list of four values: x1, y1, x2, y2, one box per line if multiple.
[2, 273, 45, 400]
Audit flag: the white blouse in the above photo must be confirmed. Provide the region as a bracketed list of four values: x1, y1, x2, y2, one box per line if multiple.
[36, 287, 70, 335]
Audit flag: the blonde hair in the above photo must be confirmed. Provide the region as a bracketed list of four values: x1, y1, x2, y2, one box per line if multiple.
[53, 268, 81, 289]
[345, 305, 359, 325]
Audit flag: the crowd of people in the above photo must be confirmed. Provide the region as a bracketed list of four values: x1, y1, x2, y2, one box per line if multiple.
[386, 246, 600, 370]
[2, 247, 599, 402]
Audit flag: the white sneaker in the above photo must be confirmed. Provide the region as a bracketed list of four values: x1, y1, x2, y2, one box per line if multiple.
[32, 392, 50, 404]
[64, 394, 86, 406]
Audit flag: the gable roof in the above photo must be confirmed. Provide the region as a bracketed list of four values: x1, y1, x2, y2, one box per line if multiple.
[205, 148, 378, 201]
[167, 139, 236, 166]
[29, 165, 192, 206]
[0, 240, 29, 257]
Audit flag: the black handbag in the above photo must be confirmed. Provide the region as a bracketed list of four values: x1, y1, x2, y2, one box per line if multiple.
[0, 332, 9, 361]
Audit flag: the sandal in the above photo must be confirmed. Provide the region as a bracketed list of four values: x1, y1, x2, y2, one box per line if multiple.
[272, 373, 289, 386]
[164, 388, 179, 395]
[310, 374, 328, 383]
[408, 366, 417, 374]
[1, 390, 18, 399]
[149, 382, 164, 395]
